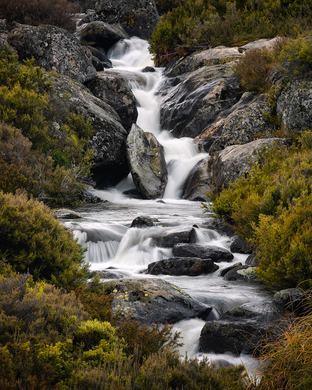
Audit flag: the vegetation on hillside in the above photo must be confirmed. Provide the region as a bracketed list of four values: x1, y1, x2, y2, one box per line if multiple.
[149, 0, 312, 65]
[0, 44, 93, 205]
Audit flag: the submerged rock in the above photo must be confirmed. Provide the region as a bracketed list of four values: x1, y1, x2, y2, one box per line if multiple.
[147, 257, 219, 276]
[104, 278, 212, 325]
[172, 243, 234, 262]
[8, 23, 97, 83]
[131, 216, 154, 228]
[127, 124, 168, 199]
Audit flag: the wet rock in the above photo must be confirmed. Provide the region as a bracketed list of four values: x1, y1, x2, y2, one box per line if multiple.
[273, 288, 305, 315]
[223, 265, 260, 282]
[142, 66, 156, 73]
[147, 257, 219, 276]
[219, 262, 242, 277]
[85, 72, 138, 132]
[203, 219, 235, 237]
[230, 236, 253, 254]
[155, 228, 196, 248]
[87, 46, 112, 67]
[7, 24, 97, 83]
[46, 72, 129, 188]
[199, 301, 284, 355]
[97, 270, 126, 279]
[131, 216, 154, 228]
[92, 56, 104, 71]
[212, 138, 287, 191]
[246, 252, 258, 267]
[160, 65, 240, 138]
[127, 124, 168, 199]
[104, 278, 212, 325]
[78, 21, 128, 52]
[81, 0, 159, 40]
[55, 209, 81, 219]
[172, 243, 234, 262]
[182, 158, 212, 201]
[123, 189, 143, 199]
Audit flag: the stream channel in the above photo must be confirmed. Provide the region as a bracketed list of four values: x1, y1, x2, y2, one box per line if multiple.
[64, 37, 271, 377]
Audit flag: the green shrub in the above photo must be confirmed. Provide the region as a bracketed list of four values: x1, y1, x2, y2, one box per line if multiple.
[0, 0, 81, 33]
[207, 130, 312, 290]
[279, 36, 312, 77]
[0, 191, 90, 289]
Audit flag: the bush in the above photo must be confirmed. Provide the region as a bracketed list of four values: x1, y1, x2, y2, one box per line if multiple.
[207, 130, 312, 290]
[0, 191, 90, 289]
[0, 0, 81, 33]
[278, 36, 312, 77]
[149, 0, 312, 65]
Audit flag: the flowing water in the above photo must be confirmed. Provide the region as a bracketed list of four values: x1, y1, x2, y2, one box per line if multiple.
[64, 37, 271, 376]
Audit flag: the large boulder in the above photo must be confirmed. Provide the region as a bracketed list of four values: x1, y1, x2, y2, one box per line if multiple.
[127, 124, 168, 199]
[160, 65, 240, 138]
[81, 0, 159, 40]
[182, 158, 212, 201]
[223, 265, 260, 282]
[47, 73, 129, 188]
[85, 71, 138, 132]
[154, 227, 196, 248]
[78, 21, 128, 52]
[7, 24, 97, 83]
[199, 301, 284, 355]
[147, 257, 219, 276]
[104, 278, 212, 325]
[172, 243, 234, 262]
[212, 138, 287, 191]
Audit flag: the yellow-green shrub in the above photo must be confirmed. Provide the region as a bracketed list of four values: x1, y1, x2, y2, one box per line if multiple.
[0, 191, 90, 289]
[207, 130, 312, 290]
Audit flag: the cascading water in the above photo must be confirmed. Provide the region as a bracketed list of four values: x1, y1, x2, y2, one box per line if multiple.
[64, 37, 267, 376]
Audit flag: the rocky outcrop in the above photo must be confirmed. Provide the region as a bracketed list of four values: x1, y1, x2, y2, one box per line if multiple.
[127, 124, 168, 199]
[7, 24, 97, 83]
[81, 0, 159, 40]
[147, 257, 219, 276]
[47, 73, 129, 188]
[85, 71, 138, 132]
[276, 79, 312, 134]
[212, 138, 287, 191]
[199, 301, 284, 355]
[78, 21, 128, 52]
[104, 278, 212, 325]
[160, 65, 240, 138]
[182, 158, 212, 201]
[172, 243, 234, 262]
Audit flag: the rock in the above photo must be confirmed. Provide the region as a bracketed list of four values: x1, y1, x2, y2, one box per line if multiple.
[7, 24, 97, 83]
[123, 189, 143, 199]
[172, 243, 234, 262]
[47, 72, 129, 188]
[55, 209, 81, 219]
[81, 0, 159, 40]
[131, 216, 154, 228]
[142, 66, 156, 73]
[208, 93, 273, 154]
[182, 158, 212, 201]
[219, 262, 242, 277]
[160, 65, 240, 138]
[127, 124, 168, 199]
[0, 19, 7, 32]
[104, 278, 212, 325]
[212, 138, 287, 191]
[276, 79, 312, 134]
[97, 270, 125, 279]
[246, 252, 258, 267]
[155, 228, 196, 248]
[199, 301, 284, 355]
[92, 55, 104, 71]
[85, 72, 138, 132]
[203, 219, 235, 237]
[147, 257, 219, 276]
[230, 236, 253, 254]
[78, 21, 128, 52]
[87, 46, 113, 68]
[273, 288, 305, 315]
[223, 265, 260, 282]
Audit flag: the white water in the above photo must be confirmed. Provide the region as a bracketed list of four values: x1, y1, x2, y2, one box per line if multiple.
[64, 37, 269, 376]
